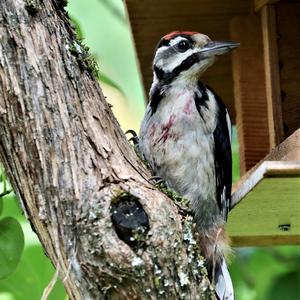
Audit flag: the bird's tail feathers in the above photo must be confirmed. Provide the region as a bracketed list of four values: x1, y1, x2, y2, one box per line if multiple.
[214, 258, 234, 300]
[198, 225, 234, 299]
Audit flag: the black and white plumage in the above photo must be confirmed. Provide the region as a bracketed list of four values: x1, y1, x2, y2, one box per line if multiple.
[138, 31, 239, 300]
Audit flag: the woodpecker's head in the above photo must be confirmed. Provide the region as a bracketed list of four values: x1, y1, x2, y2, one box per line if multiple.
[152, 31, 239, 84]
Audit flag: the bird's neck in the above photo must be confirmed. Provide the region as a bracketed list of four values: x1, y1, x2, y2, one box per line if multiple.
[149, 74, 205, 114]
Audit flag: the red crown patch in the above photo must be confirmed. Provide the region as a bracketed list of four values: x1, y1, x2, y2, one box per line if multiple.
[163, 31, 199, 40]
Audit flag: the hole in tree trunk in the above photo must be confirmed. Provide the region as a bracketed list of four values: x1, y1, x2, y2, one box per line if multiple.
[111, 192, 149, 249]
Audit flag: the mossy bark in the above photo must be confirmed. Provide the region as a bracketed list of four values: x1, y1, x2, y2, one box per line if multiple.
[0, 0, 215, 299]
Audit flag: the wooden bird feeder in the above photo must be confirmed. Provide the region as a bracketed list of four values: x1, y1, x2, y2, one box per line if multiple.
[125, 0, 300, 246]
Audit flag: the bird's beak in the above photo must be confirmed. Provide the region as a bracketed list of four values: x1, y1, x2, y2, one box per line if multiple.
[199, 40, 240, 57]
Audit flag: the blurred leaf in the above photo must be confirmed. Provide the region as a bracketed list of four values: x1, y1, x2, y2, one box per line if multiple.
[0, 171, 12, 198]
[267, 270, 300, 300]
[231, 126, 240, 183]
[230, 246, 300, 300]
[0, 217, 24, 279]
[69, 7, 126, 96]
[269, 245, 300, 261]
[0, 182, 9, 198]
[1, 192, 25, 224]
[0, 245, 66, 300]
[0, 198, 3, 216]
[232, 152, 240, 183]
[99, 72, 125, 95]
[247, 248, 293, 300]
[101, 0, 126, 24]
[0, 166, 5, 182]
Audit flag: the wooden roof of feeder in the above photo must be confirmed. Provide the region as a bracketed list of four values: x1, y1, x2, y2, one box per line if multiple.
[125, 0, 300, 246]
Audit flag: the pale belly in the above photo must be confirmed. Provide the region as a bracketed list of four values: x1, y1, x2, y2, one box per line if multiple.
[139, 95, 219, 226]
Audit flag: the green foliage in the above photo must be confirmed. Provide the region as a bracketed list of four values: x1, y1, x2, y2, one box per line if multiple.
[69, 15, 125, 95]
[0, 245, 66, 300]
[69, 15, 100, 77]
[0, 170, 11, 198]
[70, 40, 99, 78]
[69, 15, 83, 40]
[67, 0, 146, 125]
[230, 246, 300, 300]
[0, 197, 3, 216]
[0, 168, 24, 280]
[0, 176, 66, 300]
[98, 73, 125, 95]
[231, 127, 240, 183]
[267, 270, 300, 300]
[0, 217, 24, 279]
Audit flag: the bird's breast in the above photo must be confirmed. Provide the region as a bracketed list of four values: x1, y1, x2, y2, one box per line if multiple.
[139, 91, 217, 212]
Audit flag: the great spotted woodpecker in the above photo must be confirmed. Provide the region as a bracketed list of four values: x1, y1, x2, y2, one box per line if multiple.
[138, 31, 239, 300]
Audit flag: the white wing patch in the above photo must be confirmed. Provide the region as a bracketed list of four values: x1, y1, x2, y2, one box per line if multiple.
[225, 109, 232, 143]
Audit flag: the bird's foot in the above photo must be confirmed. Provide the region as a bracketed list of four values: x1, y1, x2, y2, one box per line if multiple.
[125, 129, 139, 146]
[148, 175, 166, 186]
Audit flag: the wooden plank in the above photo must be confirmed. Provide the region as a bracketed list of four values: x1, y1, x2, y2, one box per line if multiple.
[232, 235, 300, 246]
[261, 5, 284, 148]
[229, 129, 300, 246]
[255, 0, 279, 11]
[276, 2, 300, 139]
[232, 128, 300, 194]
[230, 16, 270, 174]
[231, 161, 300, 207]
[262, 128, 300, 161]
[255, 0, 300, 11]
[228, 163, 300, 247]
[127, 0, 251, 16]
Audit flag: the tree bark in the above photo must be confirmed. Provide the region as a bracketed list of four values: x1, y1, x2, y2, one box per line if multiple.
[0, 0, 214, 299]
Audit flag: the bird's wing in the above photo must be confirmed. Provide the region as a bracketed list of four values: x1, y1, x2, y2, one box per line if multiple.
[208, 86, 232, 221]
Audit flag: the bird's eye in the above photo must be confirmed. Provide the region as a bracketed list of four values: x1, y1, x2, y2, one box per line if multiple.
[177, 40, 190, 52]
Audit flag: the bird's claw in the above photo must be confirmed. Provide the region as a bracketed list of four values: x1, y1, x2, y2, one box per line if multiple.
[175, 202, 192, 216]
[148, 175, 167, 186]
[125, 129, 139, 146]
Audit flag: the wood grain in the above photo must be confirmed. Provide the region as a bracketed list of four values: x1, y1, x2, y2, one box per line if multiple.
[276, 2, 300, 139]
[255, 0, 279, 11]
[231, 235, 300, 246]
[261, 5, 284, 148]
[232, 128, 300, 194]
[230, 16, 270, 174]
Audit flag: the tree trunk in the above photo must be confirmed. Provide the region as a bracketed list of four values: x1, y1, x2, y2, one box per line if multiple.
[0, 0, 214, 299]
